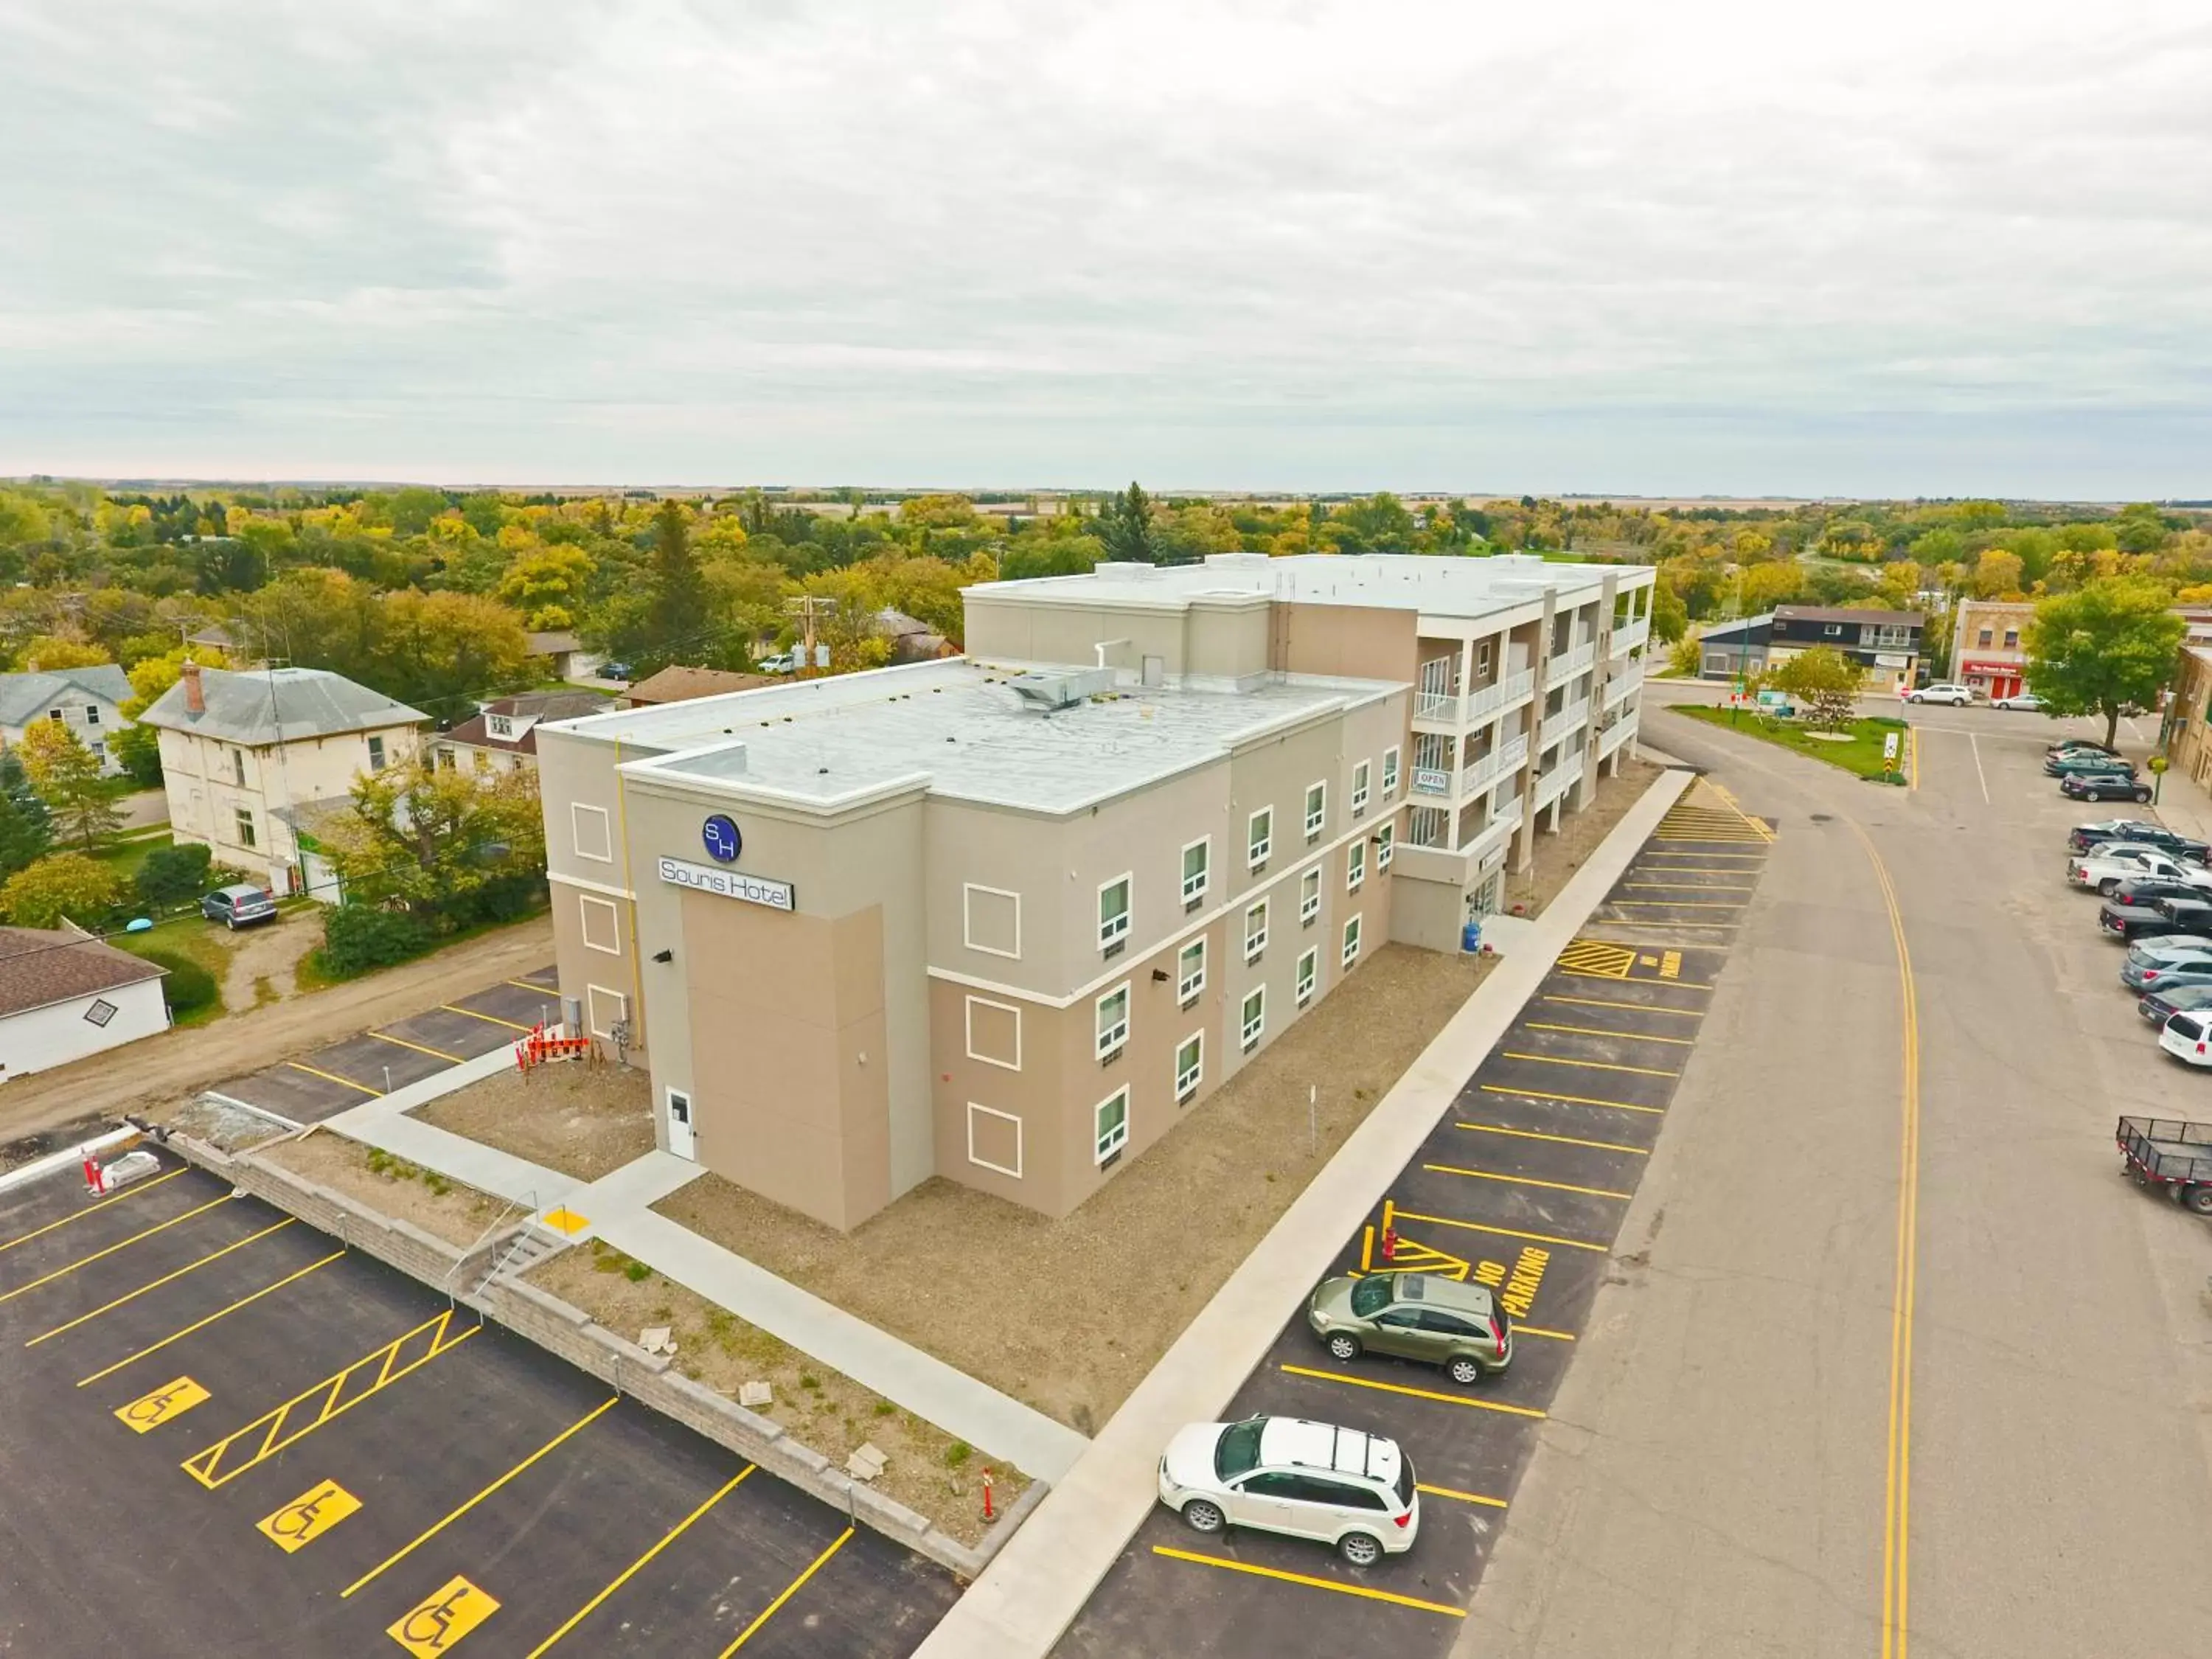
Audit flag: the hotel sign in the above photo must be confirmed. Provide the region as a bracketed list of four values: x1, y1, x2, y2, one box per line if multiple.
[658, 855, 795, 912]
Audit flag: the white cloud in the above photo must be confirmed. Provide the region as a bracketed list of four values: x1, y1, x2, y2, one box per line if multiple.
[1, 0, 2208, 495]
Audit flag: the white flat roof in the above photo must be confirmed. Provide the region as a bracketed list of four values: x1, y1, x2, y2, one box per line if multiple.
[967, 551, 1651, 616]
[554, 657, 1400, 816]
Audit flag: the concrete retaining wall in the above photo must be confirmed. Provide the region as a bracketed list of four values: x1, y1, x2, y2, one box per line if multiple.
[167, 1130, 1038, 1579]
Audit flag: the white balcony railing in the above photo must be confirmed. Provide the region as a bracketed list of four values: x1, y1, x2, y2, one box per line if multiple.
[1415, 668, 1536, 728]
[1414, 688, 1457, 720]
[1545, 640, 1598, 689]
[1604, 658, 1645, 703]
[1610, 617, 1651, 656]
[1600, 713, 1638, 756]
[1552, 697, 1592, 736]
[1462, 797, 1524, 863]
[1534, 752, 1586, 809]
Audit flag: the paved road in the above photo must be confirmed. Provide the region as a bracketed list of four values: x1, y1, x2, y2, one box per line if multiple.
[1458, 705, 2212, 1658]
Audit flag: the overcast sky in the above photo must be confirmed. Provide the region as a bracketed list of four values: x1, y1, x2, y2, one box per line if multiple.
[3, 1, 2208, 498]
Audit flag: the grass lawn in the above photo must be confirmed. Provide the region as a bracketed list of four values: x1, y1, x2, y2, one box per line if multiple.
[90, 828, 173, 886]
[1675, 703, 1910, 782]
[109, 913, 234, 1027]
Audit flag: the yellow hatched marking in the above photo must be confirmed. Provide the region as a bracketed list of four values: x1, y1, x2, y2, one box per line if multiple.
[1501, 1050, 1679, 1078]
[1524, 1021, 1693, 1046]
[390, 1576, 500, 1657]
[442, 1002, 532, 1032]
[286, 1060, 382, 1096]
[1356, 1222, 1472, 1281]
[1280, 1363, 1548, 1419]
[1153, 1545, 1467, 1616]
[27, 1217, 295, 1345]
[78, 1251, 345, 1388]
[1418, 1483, 1509, 1509]
[0, 1165, 187, 1254]
[1541, 995, 1702, 1018]
[1391, 1204, 1611, 1253]
[1479, 1083, 1664, 1114]
[717, 1526, 856, 1655]
[116, 1374, 209, 1432]
[257, 1478, 362, 1553]
[0, 1193, 236, 1304]
[1556, 939, 1638, 978]
[1456, 1121, 1649, 1154]
[1423, 1162, 1632, 1200]
[368, 1029, 462, 1063]
[181, 1310, 479, 1489]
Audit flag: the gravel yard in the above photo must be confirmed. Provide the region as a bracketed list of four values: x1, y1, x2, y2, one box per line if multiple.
[259, 1127, 515, 1246]
[411, 1061, 655, 1182]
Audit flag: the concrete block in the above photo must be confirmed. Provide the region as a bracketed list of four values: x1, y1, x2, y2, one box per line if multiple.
[846, 1442, 888, 1482]
[740, 1380, 773, 1408]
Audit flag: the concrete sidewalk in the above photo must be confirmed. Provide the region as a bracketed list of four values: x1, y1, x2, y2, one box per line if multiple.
[914, 764, 1697, 1659]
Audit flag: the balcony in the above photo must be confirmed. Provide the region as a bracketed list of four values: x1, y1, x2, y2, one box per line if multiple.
[1599, 712, 1638, 757]
[1610, 617, 1651, 656]
[1534, 752, 1586, 810]
[1604, 658, 1645, 703]
[1462, 797, 1523, 864]
[1414, 668, 1536, 728]
[1545, 640, 1598, 689]
[1548, 697, 1592, 737]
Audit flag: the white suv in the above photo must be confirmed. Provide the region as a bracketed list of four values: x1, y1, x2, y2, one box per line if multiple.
[1905, 683, 1973, 706]
[1157, 1415, 1419, 1565]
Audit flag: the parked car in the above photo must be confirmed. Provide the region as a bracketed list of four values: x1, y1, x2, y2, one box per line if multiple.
[1156, 1416, 1419, 1565]
[2121, 945, 2212, 992]
[201, 883, 277, 929]
[2105, 878, 2212, 912]
[1905, 683, 1973, 706]
[2138, 983, 2212, 1025]
[2067, 846, 2212, 894]
[2062, 772, 2152, 803]
[2048, 751, 2139, 778]
[1306, 1270, 1514, 1383]
[1992, 692, 2047, 712]
[2069, 821, 2210, 861]
[2117, 1116, 2212, 1211]
[599, 661, 633, 681]
[2100, 894, 2212, 942]
[757, 652, 798, 675]
[2050, 738, 2119, 759]
[2159, 1014, 2212, 1070]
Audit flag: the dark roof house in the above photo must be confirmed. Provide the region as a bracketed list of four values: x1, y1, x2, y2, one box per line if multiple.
[0, 925, 166, 1020]
[439, 690, 616, 762]
[621, 667, 782, 708]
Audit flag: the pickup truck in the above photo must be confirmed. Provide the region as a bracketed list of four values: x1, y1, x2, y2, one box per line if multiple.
[2116, 1116, 2212, 1214]
[2068, 821, 2212, 862]
[2098, 894, 2212, 942]
[2069, 846, 2212, 895]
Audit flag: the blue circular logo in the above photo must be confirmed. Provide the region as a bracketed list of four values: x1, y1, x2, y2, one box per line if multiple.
[702, 814, 741, 863]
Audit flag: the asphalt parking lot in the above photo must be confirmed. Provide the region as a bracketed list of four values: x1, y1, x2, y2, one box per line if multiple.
[213, 966, 566, 1123]
[1053, 785, 1775, 1658]
[0, 1154, 957, 1658]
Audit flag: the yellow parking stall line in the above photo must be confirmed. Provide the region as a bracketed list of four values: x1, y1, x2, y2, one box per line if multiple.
[0, 1193, 237, 1306]
[77, 1251, 345, 1387]
[1621, 881, 1756, 891]
[181, 1310, 479, 1489]
[1606, 900, 1746, 908]
[524, 1467, 754, 1658]
[1280, 1363, 1548, 1419]
[1423, 1163, 1632, 1201]
[27, 1218, 295, 1346]
[1389, 1207, 1611, 1254]
[367, 1029, 462, 1064]
[1456, 1121, 1649, 1155]
[506, 979, 557, 998]
[1479, 1084, 1665, 1115]
[1152, 1545, 1468, 1616]
[1596, 920, 1738, 931]
[1562, 969, 1714, 987]
[0, 1166, 188, 1254]
[285, 1060, 381, 1096]
[342, 1395, 620, 1597]
[1524, 1021, 1694, 1046]
[1501, 1051, 1679, 1079]
[1541, 995, 1703, 1018]
[1515, 1325, 1576, 1341]
[716, 1526, 855, 1656]
[1417, 1483, 1509, 1509]
[442, 1002, 533, 1032]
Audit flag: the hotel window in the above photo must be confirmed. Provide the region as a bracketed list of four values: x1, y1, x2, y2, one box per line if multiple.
[1094, 1088, 1130, 1164]
[1248, 807, 1273, 870]
[1342, 914, 1363, 970]
[1240, 986, 1265, 1051]
[1099, 874, 1132, 953]
[1304, 782, 1326, 841]
[1096, 983, 1130, 1062]
[1180, 836, 1210, 905]
[1350, 760, 1371, 815]
[1376, 822, 1394, 870]
[1347, 840, 1366, 894]
[1295, 946, 1318, 1007]
[1476, 640, 1494, 676]
[1382, 746, 1400, 796]
[1175, 1032, 1203, 1105]
[1244, 900, 1269, 963]
[1299, 866, 1321, 925]
[1177, 938, 1206, 1004]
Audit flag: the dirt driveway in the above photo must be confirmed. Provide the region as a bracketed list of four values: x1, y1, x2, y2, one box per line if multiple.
[0, 916, 555, 1155]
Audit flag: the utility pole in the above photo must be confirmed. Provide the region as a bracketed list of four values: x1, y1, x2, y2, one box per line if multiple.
[784, 596, 838, 676]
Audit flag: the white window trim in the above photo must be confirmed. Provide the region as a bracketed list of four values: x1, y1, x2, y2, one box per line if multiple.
[961, 882, 1023, 960]
[1177, 937, 1207, 1003]
[1376, 822, 1394, 870]
[1248, 806, 1273, 870]
[1094, 1086, 1130, 1164]
[1342, 913, 1363, 970]
[1296, 946, 1318, 1007]
[1180, 835, 1211, 905]
[1098, 872, 1133, 951]
[1347, 840, 1366, 894]
[1382, 745, 1401, 795]
[1304, 781, 1326, 839]
[1350, 760, 1371, 814]
[966, 1103, 1024, 1179]
[1096, 981, 1131, 1060]
[1240, 985, 1266, 1051]
[1175, 1031, 1204, 1103]
[1299, 866, 1321, 925]
[1243, 899, 1269, 963]
[579, 894, 622, 955]
[571, 801, 613, 863]
[964, 995, 1023, 1071]
[586, 984, 629, 1039]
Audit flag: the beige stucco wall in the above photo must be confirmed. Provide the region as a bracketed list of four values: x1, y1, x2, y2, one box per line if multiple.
[1282, 602, 1419, 686]
[1183, 598, 1272, 684]
[964, 594, 1191, 678]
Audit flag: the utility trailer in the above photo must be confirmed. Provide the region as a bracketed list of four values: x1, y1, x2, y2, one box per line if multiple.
[2116, 1116, 2212, 1215]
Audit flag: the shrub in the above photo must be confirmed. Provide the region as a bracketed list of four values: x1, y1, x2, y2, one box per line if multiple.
[0, 852, 126, 929]
[944, 1440, 973, 1469]
[135, 843, 213, 909]
[622, 1258, 650, 1283]
[315, 903, 432, 978]
[136, 949, 218, 1017]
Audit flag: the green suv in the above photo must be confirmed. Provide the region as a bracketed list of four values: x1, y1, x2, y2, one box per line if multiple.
[1306, 1271, 1514, 1384]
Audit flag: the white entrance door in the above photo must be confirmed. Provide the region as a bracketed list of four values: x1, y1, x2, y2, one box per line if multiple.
[664, 1088, 696, 1161]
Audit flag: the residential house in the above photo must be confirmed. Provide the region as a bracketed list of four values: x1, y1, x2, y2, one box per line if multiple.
[0, 925, 169, 1084]
[619, 667, 783, 709]
[0, 666, 135, 776]
[1952, 599, 2035, 700]
[1695, 613, 1775, 681]
[139, 663, 429, 896]
[1766, 605, 1927, 692]
[525, 630, 599, 683]
[435, 690, 616, 775]
[876, 608, 957, 664]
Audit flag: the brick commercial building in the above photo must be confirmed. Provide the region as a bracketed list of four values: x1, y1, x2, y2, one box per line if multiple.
[533, 553, 1655, 1229]
[1951, 598, 2035, 700]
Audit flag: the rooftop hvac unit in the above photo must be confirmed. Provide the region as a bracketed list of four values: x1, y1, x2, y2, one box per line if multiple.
[1007, 667, 1117, 712]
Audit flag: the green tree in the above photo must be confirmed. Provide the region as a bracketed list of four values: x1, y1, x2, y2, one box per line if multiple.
[0, 752, 52, 857]
[0, 852, 126, 928]
[498, 543, 596, 630]
[642, 501, 709, 670]
[0, 781, 47, 877]
[317, 761, 546, 921]
[1099, 483, 1158, 564]
[18, 635, 111, 672]
[2024, 577, 2188, 746]
[18, 722, 122, 849]
[378, 590, 532, 712]
[1649, 582, 1689, 644]
[1771, 645, 1866, 732]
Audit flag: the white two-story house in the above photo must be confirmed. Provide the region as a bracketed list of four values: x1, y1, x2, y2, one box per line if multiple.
[139, 663, 429, 894]
[0, 666, 134, 776]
